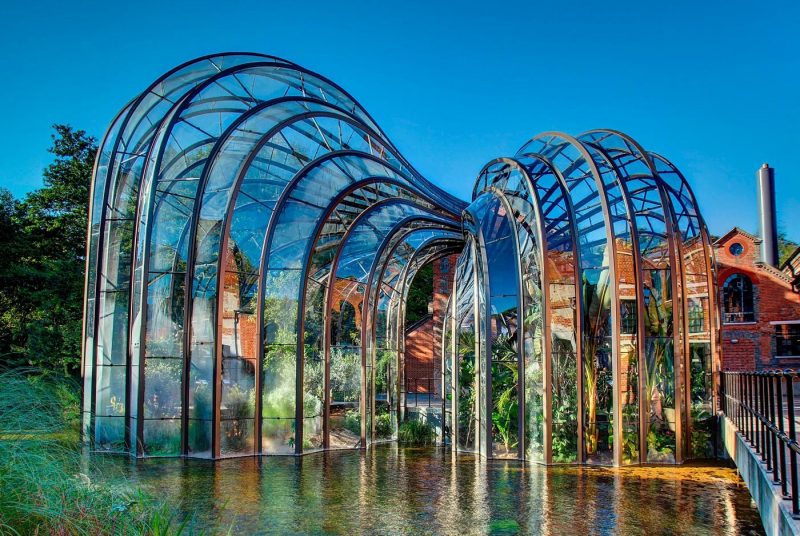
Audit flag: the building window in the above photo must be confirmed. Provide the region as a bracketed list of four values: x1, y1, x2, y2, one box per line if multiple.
[620, 299, 636, 334]
[439, 277, 449, 294]
[722, 273, 754, 323]
[729, 242, 744, 256]
[775, 324, 800, 357]
[440, 258, 450, 274]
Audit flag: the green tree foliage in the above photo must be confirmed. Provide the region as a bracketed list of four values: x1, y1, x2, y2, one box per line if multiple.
[779, 230, 799, 267]
[0, 125, 96, 376]
[404, 263, 433, 325]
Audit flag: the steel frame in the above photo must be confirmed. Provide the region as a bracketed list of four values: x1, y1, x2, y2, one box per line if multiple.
[82, 54, 718, 466]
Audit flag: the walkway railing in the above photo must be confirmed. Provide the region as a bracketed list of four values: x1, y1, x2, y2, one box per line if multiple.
[721, 370, 800, 516]
[404, 377, 438, 414]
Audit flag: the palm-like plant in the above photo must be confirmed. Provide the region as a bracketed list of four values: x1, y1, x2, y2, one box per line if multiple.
[581, 271, 611, 455]
[457, 329, 477, 447]
[491, 333, 519, 453]
[643, 271, 673, 419]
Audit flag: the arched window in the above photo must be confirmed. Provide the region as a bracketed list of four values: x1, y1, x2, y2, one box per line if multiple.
[722, 273, 754, 323]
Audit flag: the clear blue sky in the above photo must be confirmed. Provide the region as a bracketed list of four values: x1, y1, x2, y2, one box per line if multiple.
[1, 0, 798, 240]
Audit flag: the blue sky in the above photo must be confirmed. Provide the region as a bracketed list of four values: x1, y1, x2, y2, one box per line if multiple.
[1, 0, 798, 239]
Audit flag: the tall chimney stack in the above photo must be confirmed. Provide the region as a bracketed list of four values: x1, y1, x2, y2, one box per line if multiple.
[757, 163, 779, 267]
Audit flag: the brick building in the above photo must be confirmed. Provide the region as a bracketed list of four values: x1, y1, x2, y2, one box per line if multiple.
[404, 255, 457, 396]
[715, 227, 800, 370]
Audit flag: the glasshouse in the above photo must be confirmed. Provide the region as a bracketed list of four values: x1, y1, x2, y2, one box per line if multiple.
[82, 53, 719, 465]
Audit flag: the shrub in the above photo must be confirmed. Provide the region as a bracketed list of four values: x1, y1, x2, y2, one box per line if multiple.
[398, 420, 436, 446]
[375, 412, 393, 439]
[343, 409, 361, 436]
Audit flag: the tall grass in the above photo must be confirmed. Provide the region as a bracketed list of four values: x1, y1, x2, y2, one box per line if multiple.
[0, 369, 194, 535]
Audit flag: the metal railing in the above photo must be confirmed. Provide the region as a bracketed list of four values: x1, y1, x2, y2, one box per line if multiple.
[404, 377, 437, 412]
[721, 370, 800, 516]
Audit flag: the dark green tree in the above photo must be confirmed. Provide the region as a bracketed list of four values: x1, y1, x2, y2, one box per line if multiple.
[0, 125, 96, 375]
[0, 189, 21, 360]
[779, 230, 799, 267]
[405, 263, 433, 325]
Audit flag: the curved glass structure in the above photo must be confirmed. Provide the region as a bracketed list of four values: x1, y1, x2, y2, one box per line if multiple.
[82, 54, 718, 465]
[443, 131, 720, 465]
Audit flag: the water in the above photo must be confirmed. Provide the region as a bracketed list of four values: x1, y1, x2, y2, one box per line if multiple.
[109, 445, 765, 535]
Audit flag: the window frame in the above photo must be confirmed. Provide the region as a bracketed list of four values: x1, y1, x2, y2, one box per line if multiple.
[721, 272, 755, 324]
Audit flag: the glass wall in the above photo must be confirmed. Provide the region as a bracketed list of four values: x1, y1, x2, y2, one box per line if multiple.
[454, 242, 478, 452]
[82, 53, 718, 465]
[446, 131, 719, 466]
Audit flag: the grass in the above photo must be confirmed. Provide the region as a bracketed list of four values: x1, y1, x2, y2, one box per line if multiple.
[0, 369, 202, 535]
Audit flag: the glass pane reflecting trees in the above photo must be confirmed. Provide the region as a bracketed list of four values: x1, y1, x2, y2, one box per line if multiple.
[83, 54, 718, 466]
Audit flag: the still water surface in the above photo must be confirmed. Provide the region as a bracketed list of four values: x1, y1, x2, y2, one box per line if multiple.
[111, 445, 765, 535]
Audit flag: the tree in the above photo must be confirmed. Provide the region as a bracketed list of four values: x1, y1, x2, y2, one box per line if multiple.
[0, 125, 96, 375]
[779, 230, 799, 267]
[0, 189, 21, 361]
[404, 263, 433, 325]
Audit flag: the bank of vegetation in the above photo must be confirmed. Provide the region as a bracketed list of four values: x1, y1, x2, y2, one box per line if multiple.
[0, 369, 203, 535]
[0, 127, 208, 535]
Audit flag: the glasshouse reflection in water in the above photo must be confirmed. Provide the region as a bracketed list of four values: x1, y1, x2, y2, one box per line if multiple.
[112, 446, 762, 534]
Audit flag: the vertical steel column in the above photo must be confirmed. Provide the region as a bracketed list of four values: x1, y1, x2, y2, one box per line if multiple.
[775, 373, 788, 495]
[764, 374, 772, 469]
[769, 372, 780, 482]
[753, 374, 759, 451]
[476, 231, 493, 459]
[785, 373, 799, 515]
[451, 262, 460, 452]
[470, 238, 482, 454]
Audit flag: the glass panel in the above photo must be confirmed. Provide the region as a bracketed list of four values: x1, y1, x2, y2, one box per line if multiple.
[143, 358, 183, 419]
[329, 346, 362, 449]
[143, 418, 181, 456]
[689, 342, 713, 458]
[474, 194, 521, 460]
[145, 272, 185, 358]
[643, 268, 676, 463]
[375, 348, 397, 441]
[97, 290, 130, 366]
[94, 416, 125, 451]
[455, 243, 477, 452]
[94, 365, 127, 417]
[303, 352, 325, 451]
[551, 307, 579, 463]
[187, 419, 212, 457]
[582, 267, 613, 464]
[220, 357, 256, 456]
[262, 344, 297, 453]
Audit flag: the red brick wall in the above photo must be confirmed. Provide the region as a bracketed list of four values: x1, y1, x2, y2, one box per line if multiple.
[715, 229, 800, 371]
[405, 321, 435, 393]
[404, 254, 457, 395]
